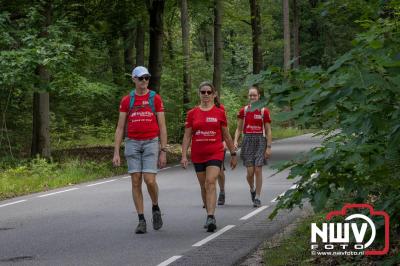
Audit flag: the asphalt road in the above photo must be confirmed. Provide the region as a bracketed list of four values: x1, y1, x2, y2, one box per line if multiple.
[0, 134, 320, 266]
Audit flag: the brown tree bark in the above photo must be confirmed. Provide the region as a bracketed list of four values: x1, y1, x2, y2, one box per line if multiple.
[249, 0, 263, 74]
[123, 30, 134, 73]
[213, 0, 223, 93]
[109, 37, 125, 86]
[180, 0, 191, 110]
[292, 0, 300, 68]
[135, 21, 145, 66]
[147, 0, 165, 93]
[31, 1, 51, 158]
[283, 0, 291, 73]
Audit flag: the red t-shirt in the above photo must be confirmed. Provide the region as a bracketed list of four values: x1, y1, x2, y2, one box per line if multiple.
[119, 91, 164, 140]
[185, 105, 227, 163]
[237, 106, 271, 134]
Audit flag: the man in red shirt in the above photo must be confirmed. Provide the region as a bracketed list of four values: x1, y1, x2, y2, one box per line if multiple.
[113, 66, 167, 234]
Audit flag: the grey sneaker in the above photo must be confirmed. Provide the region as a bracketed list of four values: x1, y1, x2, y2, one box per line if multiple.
[218, 191, 225, 205]
[253, 198, 261, 208]
[250, 190, 256, 203]
[203, 217, 208, 229]
[135, 220, 147, 234]
[152, 210, 163, 230]
[206, 217, 217, 232]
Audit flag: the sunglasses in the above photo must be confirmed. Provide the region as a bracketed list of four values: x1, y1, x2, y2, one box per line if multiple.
[200, 90, 213, 95]
[136, 76, 150, 81]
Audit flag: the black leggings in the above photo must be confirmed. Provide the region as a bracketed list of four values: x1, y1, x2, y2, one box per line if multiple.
[194, 160, 222, 172]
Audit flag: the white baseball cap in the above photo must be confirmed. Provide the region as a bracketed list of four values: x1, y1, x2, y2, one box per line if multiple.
[132, 66, 151, 77]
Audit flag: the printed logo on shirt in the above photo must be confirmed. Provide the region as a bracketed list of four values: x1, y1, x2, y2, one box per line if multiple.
[246, 125, 262, 131]
[195, 130, 216, 137]
[206, 117, 218, 123]
[142, 100, 149, 105]
[130, 111, 153, 117]
[254, 114, 263, 119]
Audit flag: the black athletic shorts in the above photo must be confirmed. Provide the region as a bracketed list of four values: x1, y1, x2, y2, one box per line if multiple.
[193, 160, 222, 172]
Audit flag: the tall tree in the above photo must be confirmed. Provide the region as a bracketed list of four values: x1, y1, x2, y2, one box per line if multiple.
[180, 0, 191, 110]
[147, 0, 165, 92]
[31, 1, 52, 158]
[123, 30, 134, 74]
[292, 0, 300, 68]
[136, 21, 145, 66]
[249, 0, 263, 74]
[283, 0, 291, 72]
[213, 0, 223, 93]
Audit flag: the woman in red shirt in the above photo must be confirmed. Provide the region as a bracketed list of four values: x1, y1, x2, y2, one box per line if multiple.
[181, 81, 238, 232]
[234, 85, 272, 208]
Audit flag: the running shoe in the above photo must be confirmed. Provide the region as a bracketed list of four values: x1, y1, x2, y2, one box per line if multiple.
[250, 190, 256, 203]
[152, 210, 163, 230]
[206, 217, 217, 232]
[218, 191, 225, 205]
[253, 198, 261, 208]
[135, 220, 147, 234]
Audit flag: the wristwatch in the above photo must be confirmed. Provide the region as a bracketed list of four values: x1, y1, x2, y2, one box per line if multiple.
[231, 152, 237, 156]
[160, 148, 167, 153]
[267, 145, 272, 148]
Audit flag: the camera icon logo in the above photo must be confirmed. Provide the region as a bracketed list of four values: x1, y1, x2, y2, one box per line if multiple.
[311, 203, 390, 256]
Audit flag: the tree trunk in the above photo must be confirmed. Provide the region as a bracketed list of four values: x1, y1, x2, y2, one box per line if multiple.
[213, 0, 223, 93]
[31, 1, 51, 158]
[109, 38, 124, 85]
[135, 21, 145, 66]
[147, 0, 165, 93]
[249, 0, 263, 74]
[123, 30, 134, 74]
[292, 0, 300, 68]
[166, 8, 177, 61]
[31, 90, 50, 158]
[283, 0, 291, 73]
[180, 0, 191, 110]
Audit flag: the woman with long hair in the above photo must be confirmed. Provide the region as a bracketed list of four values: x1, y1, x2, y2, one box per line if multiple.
[181, 81, 238, 232]
[234, 85, 272, 207]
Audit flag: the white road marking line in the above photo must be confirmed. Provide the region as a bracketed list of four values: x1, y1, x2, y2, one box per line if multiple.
[271, 193, 284, 203]
[0, 200, 27, 208]
[271, 184, 299, 203]
[38, 188, 79, 198]
[87, 179, 116, 187]
[192, 225, 235, 247]
[239, 205, 269, 220]
[122, 175, 130, 179]
[161, 166, 171, 170]
[157, 255, 182, 266]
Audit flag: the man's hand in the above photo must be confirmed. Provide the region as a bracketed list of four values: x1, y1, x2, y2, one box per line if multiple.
[113, 153, 121, 167]
[158, 152, 167, 169]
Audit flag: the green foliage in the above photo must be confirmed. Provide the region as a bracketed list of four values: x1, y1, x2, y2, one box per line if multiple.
[265, 17, 400, 234]
[0, 156, 124, 200]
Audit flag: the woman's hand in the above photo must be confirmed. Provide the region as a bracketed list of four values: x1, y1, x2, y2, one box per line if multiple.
[230, 155, 238, 169]
[233, 141, 238, 150]
[264, 147, 271, 159]
[181, 156, 189, 169]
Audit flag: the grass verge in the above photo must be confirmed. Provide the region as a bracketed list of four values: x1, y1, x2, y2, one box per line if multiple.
[0, 157, 125, 201]
[0, 127, 312, 201]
